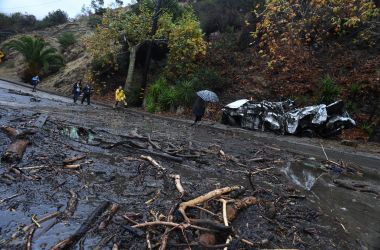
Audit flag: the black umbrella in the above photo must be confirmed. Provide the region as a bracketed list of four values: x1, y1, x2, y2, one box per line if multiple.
[196, 90, 219, 103]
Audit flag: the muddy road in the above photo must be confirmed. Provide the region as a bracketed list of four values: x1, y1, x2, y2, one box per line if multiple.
[0, 81, 379, 249]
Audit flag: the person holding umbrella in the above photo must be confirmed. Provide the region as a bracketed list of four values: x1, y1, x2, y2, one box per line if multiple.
[191, 90, 219, 126]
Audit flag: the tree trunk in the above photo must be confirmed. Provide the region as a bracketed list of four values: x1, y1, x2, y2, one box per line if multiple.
[124, 43, 141, 92]
[141, 0, 163, 107]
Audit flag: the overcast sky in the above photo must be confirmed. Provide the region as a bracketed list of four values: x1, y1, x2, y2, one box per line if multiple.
[0, 0, 133, 19]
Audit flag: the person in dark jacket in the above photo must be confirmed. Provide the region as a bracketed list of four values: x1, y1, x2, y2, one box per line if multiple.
[81, 84, 91, 105]
[72, 80, 81, 103]
[31, 75, 40, 92]
[191, 96, 206, 126]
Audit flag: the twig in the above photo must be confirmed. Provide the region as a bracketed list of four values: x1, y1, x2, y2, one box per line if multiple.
[219, 199, 233, 250]
[25, 227, 36, 250]
[250, 167, 275, 175]
[31, 215, 41, 228]
[146, 232, 152, 250]
[12, 211, 60, 239]
[140, 155, 166, 171]
[0, 193, 21, 204]
[159, 206, 175, 250]
[99, 203, 120, 230]
[188, 205, 220, 219]
[19, 165, 50, 171]
[169, 174, 185, 197]
[320, 143, 328, 161]
[132, 221, 218, 232]
[147, 134, 161, 150]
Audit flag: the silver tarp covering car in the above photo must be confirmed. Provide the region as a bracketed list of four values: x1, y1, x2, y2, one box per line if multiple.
[221, 99, 355, 137]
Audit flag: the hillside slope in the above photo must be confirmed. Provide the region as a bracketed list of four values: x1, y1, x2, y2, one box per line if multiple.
[0, 19, 92, 95]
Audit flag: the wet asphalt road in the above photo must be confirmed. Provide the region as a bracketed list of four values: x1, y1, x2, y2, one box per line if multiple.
[0, 79, 379, 173]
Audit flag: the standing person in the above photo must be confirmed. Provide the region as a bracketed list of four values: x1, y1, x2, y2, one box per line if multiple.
[31, 75, 40, 92]
[191, 96, 206, 126]
[113, 86, 127, 109]
[72, 80, 81, 103]
[81, 84, 91, 105]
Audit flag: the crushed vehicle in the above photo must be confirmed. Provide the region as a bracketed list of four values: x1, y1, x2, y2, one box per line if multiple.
[221, 99, 355, 137]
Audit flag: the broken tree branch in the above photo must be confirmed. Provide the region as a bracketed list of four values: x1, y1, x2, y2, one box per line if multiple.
[51, 201, 110, 250]
[140, 155, 166, 171]
[179, 186, 243, 222]
[169, 174, 185, 198]
[25, 227, 36, 250]
[99, 203, 120, 230]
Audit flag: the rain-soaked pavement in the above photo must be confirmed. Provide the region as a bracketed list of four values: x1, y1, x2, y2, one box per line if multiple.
[0, 80, 379, 249]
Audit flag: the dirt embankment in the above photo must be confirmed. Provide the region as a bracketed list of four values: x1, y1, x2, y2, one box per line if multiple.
[0, 19, 93, 96]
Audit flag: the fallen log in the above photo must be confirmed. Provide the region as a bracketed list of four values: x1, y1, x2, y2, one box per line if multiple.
[51, 201, 110, 250]
[1, 139, 29, 163]
[1, 126, 19, 138]
[178, 186, 243, 222]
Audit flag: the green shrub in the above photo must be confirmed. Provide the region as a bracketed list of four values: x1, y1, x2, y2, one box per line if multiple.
[175, 80, 196, 106]
[158, 86, 178, 111]
[38, 9, 68, 28]
[145, 94, 156, 113]
[149, 77, 169, 100]
[360, 122, 373, 136]
[87, 15, 102, 28]
[58, 32, 76, 49]
[318, 75, 341, 104]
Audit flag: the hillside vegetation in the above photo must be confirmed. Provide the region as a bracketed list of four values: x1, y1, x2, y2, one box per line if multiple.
[0, 0, 379, 139]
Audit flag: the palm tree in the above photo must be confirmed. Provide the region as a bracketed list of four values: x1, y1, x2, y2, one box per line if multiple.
[3, 36, 63, 77]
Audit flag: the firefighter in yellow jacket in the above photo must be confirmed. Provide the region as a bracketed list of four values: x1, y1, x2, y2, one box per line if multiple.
[113, 86, 127, 109]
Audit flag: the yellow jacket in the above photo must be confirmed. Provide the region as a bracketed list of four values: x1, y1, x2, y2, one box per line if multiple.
[115, 89, 126, 101]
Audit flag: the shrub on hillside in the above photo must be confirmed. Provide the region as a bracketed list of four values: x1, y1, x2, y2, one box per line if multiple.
[191, 67, 228, 93]
[58, 32, 76, 50]
[318, 75, 341, 104]
[39, 9, 68, 28]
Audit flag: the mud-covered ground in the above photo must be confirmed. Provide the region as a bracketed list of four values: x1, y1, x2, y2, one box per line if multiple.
[0, 84, 379, 250]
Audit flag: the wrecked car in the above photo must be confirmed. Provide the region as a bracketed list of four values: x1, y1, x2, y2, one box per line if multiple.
[221, 99, 355, 137]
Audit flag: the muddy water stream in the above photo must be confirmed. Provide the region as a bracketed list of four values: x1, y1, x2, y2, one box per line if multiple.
[283, 159, 380, 249]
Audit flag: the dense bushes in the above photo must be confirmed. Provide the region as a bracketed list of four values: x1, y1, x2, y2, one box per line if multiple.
[193, 0, 261, 34]
[39, 10, 68, 28]
[145, 66, 227, 112]
[0, 10, 68, 33]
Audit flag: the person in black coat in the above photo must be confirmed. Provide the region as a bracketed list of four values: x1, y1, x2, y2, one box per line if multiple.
[81, 84, 91, 105]
[191, 96, 206, 126]
[72, 80, 81, 103]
